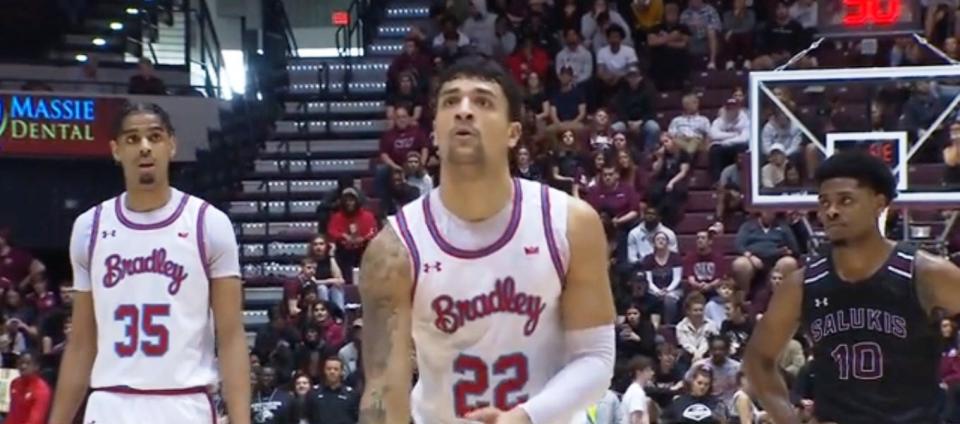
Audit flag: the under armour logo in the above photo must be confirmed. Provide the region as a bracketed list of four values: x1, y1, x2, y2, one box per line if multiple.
[815, 298, 829, 308]
[524, 246, 540, 255]
[423, 261, 442, 273]
[101, 230, 116, 239]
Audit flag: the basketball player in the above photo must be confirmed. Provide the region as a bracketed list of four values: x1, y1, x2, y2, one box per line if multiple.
[744, 151, 960, 424]
[48, 103, 251, 424]
[358, 56, 616, 424]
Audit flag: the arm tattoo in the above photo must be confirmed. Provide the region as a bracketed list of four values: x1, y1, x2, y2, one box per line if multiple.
[359, 229, 411, 424]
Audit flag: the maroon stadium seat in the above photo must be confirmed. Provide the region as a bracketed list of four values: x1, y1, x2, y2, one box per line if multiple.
[686, 191, 718, 212]
[675, 212, 715, 235]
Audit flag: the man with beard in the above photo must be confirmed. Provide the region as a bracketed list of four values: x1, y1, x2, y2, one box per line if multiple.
[627, 207, 678, 268]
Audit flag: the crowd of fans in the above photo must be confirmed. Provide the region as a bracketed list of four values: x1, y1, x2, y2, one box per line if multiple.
[7, 0, 960, 423]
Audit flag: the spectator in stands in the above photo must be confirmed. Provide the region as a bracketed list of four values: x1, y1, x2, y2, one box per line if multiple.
[432, 16, 471, 61]
[27, 276, 56, 316]
[523, 9, 558, 53]
[612, 64, 661, 152]
[641, 232, 685, 324]
[572, 389, 622, 424]
[5, 351, 50, 424]
[512, 145, 545, 181]
[290, 373, 313, 423]
[722, 0, 757, 70]
[5, 291, 37, 341]
[648, 132, 691, 228]
[778, 332, 806, 379]
[294, 326, 325, 376]
[386, 73, 424, 128]
[550, 129, 583, 194]
[311, 302, 345, 350]
[254, 307, 300, 366]
[404, 150, 433, 196]
[668, 93, 712, 155]
[679, 0, 721, 70]
[338, 319, 362, 377]
[284, 258, 319, 319]
[628, 205, 679, 266]
[327, 188, 378, 277]
[676, 293, 719, 361]
[704, 280, 735, 329]
[523, 72, 550, 124]
[555, 28, 594, 86]
[731, 211, 800, 294]
[581, 0, 633, 51]
[788, 0, 818, 31]
[387, 38, 433, 94]
[492, 16, 517, 59]
[720, 300, 753, 360]
[617, 304, 657, 360]
[629, 0, 664, 38]
[127, 58, 167, 95]
[555, 0, 583, 31]
[596, 25, 639, 97]
[75, 57, 105, 93]
[904, 81, 952, 138]
[753, 2, 807, 70]
[306, 236, 346, 311]
[461, 0, 498, 56]
[506, 35, 550, 85]
[375, 104, 428, 208]
[684, 230, 729, 296]
[549, 66, 588, 134]
[383, 168, 420, 217]
[708, 98, 750, 181]
[687, 335, 741, 411]
[731, 373, 765, 424]
[665, 366, 727, 423]
[587, 164, 640, 243]
[306, 356, 360, 424]
[761, 143, 788, 189]
[0, 228, 45, 291]
[251, 366, 293, 424]
[944, 122, 960, 186]
[587, 108, 616, 151]
[649, 344, 685, 408]
[615, 149, 646, 197]
[619, 356, 654, 424]
[716, 163, 743, 225]
[760, 107, 803, 166]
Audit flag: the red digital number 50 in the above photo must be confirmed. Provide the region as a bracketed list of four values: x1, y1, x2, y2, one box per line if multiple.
[843, 0, 902, 26]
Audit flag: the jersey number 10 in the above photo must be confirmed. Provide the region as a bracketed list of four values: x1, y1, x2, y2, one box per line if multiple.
[830, 341, 883, 380]
[453, 353, 529, 417]
[114, 304, 171, 357]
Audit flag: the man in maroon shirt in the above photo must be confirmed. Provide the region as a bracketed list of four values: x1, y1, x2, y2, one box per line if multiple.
[375, 105, 429, 211]
[683, 230, 730, 296]
[587, 164, 639, 254]
[0, 229, 44, 291]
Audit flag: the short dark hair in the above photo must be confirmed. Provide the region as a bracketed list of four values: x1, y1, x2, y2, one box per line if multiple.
[814, 151, 897, 204]
[684, 292, 707, 310]
[606, 24, 625, 39]
[628, 355, 653, 374]
[434, 55, 523, 122]
[113, 101, 175, 138]
[708, 334, 730, 349]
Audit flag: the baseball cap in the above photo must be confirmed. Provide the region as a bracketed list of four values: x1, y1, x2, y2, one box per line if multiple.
[341, 187, 360, 198]
[724, 97, 741, 107]
[559, 65, 574, 75]
[626, 63, 641, 76]
[769, 143, 786, 154]
[352, 318, 363, 328]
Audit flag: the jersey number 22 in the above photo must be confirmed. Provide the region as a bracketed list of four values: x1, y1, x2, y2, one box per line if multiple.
[114, 304, 170, 357]
[453, 353, 529, 416]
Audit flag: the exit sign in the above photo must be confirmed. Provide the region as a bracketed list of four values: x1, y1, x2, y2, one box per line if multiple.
[332, 11, 350, 26]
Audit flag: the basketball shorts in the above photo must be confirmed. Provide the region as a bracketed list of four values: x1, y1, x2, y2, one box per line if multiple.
[83, 387, 216, 424]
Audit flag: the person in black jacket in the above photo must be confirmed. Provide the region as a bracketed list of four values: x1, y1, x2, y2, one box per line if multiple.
[617, 304, 657, 361]
[613, 65, 661, 152]
[306, 356, 360, 424]
[251, 366, 295, 424]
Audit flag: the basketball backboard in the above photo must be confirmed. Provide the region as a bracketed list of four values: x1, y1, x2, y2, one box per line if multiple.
[747, 64, 960, 209]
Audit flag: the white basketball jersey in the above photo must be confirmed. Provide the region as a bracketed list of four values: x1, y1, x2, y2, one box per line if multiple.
[388, 178, 571, 424]
[87, 191, 218, 390]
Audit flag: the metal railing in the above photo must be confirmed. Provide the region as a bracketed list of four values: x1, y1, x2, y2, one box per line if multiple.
[185, 0, 227, 98]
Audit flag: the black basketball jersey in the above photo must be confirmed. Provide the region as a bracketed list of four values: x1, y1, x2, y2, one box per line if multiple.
[800, 242, 942, 424]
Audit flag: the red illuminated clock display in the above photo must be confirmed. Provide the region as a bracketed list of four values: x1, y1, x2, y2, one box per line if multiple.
[842, 0, 901, 26]
[819, 0, 920, 37]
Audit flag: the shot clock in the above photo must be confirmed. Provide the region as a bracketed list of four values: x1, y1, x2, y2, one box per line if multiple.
[819, 0, 921, 37]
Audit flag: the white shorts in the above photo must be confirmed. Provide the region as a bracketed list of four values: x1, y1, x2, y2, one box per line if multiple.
[84, 388, 215, 424]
